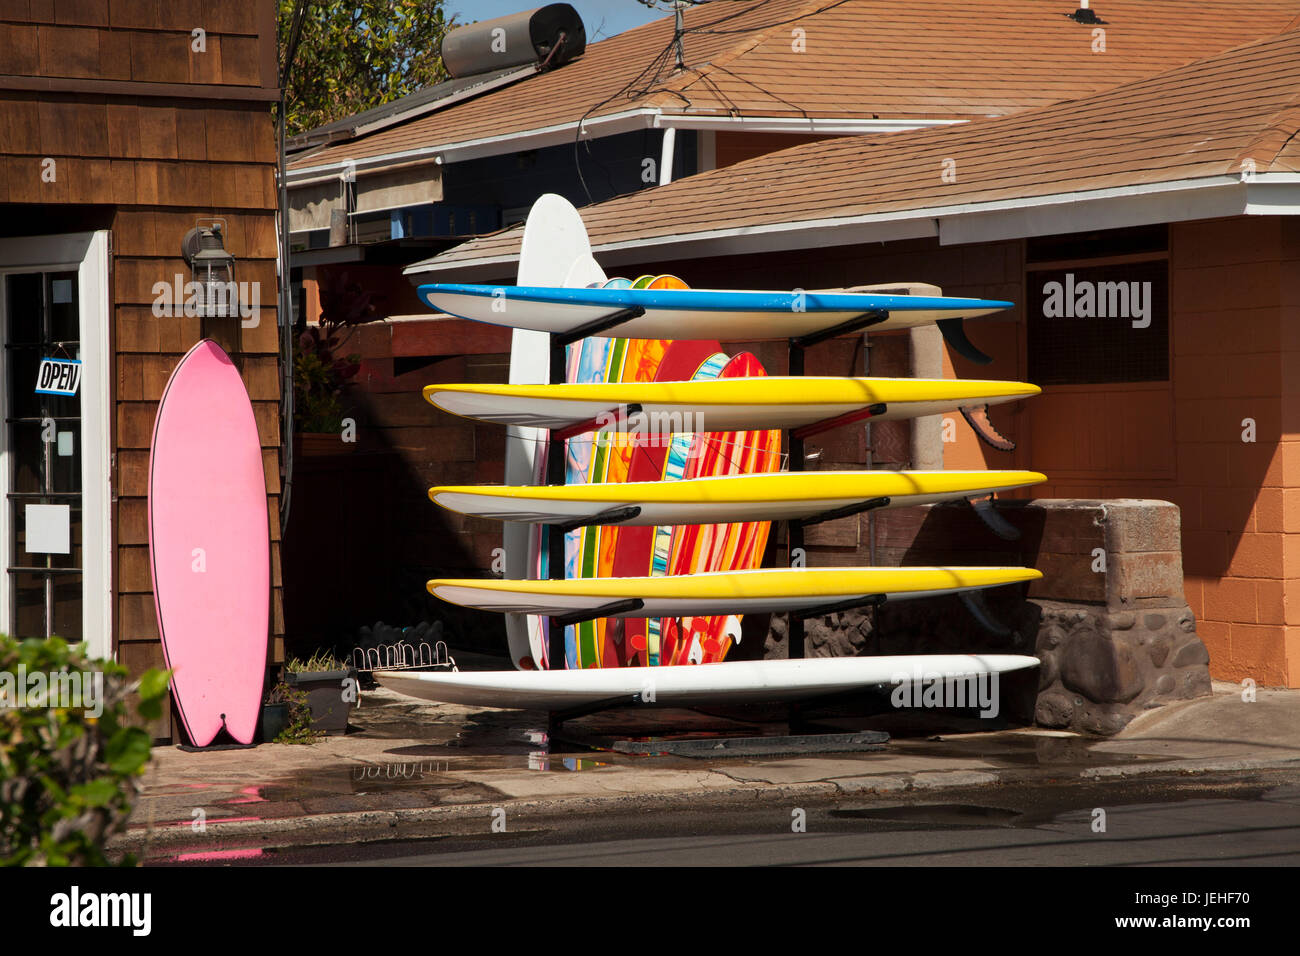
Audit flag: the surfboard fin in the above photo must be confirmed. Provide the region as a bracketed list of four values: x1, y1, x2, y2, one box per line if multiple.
[967, 495, 1020, 541]
[938, 318, 993, 365]
[960, 403, 1016, 451]
[960, 590, 1015, 639]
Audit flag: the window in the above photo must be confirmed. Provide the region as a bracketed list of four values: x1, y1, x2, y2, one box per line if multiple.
[1025, 227, 1169, 386]
[0, 233, 111, 657]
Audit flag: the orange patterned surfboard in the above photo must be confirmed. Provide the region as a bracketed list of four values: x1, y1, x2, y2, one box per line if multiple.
[661, 352, 781, 666]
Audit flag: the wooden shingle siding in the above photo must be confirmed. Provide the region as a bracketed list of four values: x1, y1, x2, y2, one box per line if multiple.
[1, 4, 267, 90]
[0, 3, 283, 735]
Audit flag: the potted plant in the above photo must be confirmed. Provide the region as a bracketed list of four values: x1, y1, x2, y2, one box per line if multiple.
[292, 326, 361, 455]
[282, 651, 358, 736]
[292, 270, 378, 455]
[264, 681, 321, 745]
[261, 681, 292, 743]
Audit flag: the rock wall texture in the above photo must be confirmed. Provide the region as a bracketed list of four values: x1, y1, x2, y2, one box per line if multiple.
[763, 498, 1212, 735]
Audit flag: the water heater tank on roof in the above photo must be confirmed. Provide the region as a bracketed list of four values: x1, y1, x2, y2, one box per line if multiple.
[441, 4, 587, 79]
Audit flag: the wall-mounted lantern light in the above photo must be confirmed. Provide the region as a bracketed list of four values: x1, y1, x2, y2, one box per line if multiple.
[181, 222, 238, 318]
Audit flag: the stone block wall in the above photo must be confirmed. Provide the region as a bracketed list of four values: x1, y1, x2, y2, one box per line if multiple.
[763, 498, 1212, 734]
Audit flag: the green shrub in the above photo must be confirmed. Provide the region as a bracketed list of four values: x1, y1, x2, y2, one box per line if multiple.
[284, 650, 346, 673]
[267, 682, 321, 745]
[0, 634, 170, 866]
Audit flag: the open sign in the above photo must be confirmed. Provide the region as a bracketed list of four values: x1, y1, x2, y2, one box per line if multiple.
[35, 357, 82, 397]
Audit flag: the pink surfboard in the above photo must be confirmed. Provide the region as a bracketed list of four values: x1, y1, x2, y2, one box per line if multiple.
[149, 340, 270, 746]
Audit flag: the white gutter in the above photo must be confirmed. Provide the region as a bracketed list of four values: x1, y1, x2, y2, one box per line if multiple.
[287, 108, 966, 184]
[405, 174, 1299, 279]
[288, 108, 661, 183]
[654, 114, 966, 134]
[1243, 174, 1300, 215]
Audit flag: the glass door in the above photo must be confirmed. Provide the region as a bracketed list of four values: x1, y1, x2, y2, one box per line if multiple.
[0, 231, 110, 657]
[3, 270, 84, 641]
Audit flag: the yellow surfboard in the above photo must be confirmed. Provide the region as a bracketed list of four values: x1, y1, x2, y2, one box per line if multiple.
[431, 469, 1045, 526]
[424, 377, 1039, 432]
[429, 566, 1041, 618]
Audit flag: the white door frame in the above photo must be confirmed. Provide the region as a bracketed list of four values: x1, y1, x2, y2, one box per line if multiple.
[0, 231, 113, 659]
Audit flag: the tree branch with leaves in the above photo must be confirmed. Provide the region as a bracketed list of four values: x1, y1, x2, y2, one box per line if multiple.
[279, 0, 459, 136]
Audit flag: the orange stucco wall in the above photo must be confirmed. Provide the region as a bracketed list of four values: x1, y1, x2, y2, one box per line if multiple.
[615, 220, 1297, 685]
[944, 216, 1299, 686]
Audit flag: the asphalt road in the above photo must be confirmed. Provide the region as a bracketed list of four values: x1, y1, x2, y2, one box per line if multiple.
[186, 768, 1300, 867]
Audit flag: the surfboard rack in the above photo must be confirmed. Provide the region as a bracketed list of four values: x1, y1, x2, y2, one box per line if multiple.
[792, 593, 887, 620]
[797, 496, 891, 528]
[554, 306, 647, 347]
[552, 597, 645, 629]
[552, 402, 643, 442]
[790, 403, 887, 441]
[555, 504, 642, 534]
[791, 309, 889, 349]
[937, 317, 994, 365]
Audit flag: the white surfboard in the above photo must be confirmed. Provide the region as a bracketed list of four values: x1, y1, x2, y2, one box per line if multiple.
[430, 469, 1047, 526]
[416, 283, 1012, 339]
[374, 654, 1040, 709]
[504, 195, 606, 670]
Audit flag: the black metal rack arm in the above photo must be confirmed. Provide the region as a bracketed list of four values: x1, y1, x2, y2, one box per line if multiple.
[797, 496, 891, 528]
[791, 593, 887, 620]
[554, 306, 647, 348]
[791, 309, 889, 350]
[783, 312, 887, 660]
[554, 504, 642, 535]
[553, 598, 645, 629]
[552, 402, 643, 442]
[791, 402, 888, 442]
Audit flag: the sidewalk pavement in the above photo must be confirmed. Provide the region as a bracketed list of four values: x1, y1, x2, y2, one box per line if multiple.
[111, 679, 1300, 859]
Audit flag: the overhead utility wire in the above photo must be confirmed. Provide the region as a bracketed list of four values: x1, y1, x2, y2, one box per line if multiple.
[572, 0, 848, 200]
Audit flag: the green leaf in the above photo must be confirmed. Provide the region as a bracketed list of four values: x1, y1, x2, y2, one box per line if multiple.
[135, 668, 172, 720]
[104, 727, 152, 776]
[138, 668, 171, 703]
[279, 0, 456, 136]
[70, 778, 120, 808]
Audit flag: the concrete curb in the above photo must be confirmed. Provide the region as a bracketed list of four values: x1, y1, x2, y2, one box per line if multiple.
[111, 752, 1300, 855]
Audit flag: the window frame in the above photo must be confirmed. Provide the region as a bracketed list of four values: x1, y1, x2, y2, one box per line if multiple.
[0, 231, 112, 659]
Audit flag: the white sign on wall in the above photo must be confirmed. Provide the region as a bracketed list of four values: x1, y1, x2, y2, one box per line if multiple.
[25, 504, 71, 555]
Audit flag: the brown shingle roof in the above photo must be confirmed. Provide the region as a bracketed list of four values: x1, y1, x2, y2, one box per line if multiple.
[411, 26, 1300, 274]
[290, 0, 1299, 172]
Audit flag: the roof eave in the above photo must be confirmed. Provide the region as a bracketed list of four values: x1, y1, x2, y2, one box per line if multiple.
[402, 174, 1300, 281]
[286, 112, 966, 184]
